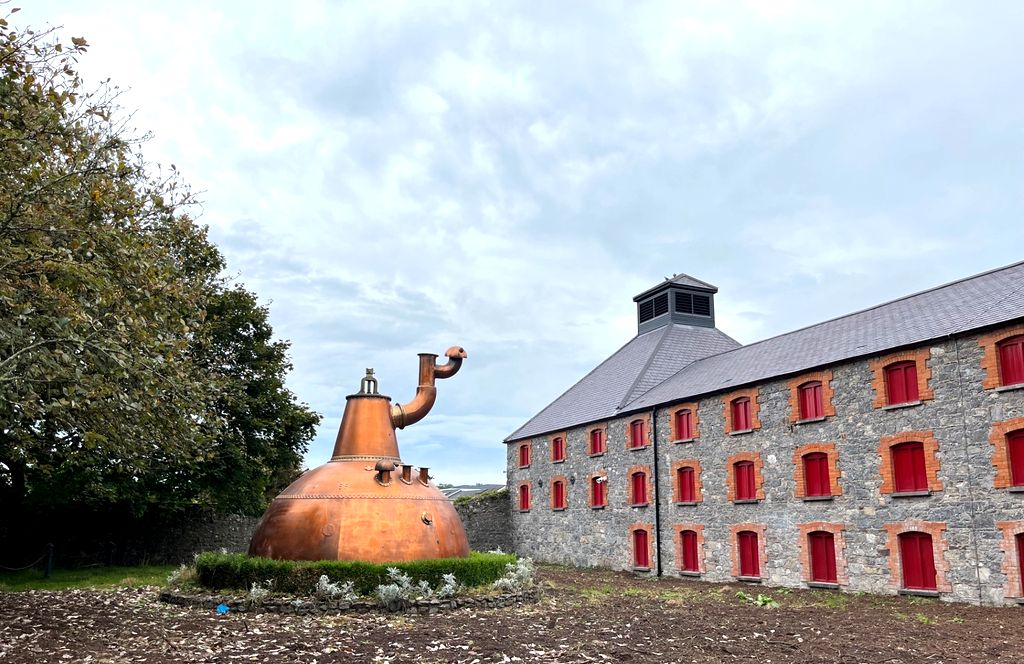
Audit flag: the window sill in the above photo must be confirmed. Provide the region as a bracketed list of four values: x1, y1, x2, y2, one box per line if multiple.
[728, 428, 754, 436]
[802, 495, 834, 502]
[630, 503, 650, 508]
[807, 581, 840, 590]
[518, 465, 531, 470]
[881, 400, 921, 411]
[672, 437, 696, 444]
[733, 499, 761, 505]
[1007, 486, 1024, 493]
[678, 570, 702, 577]
[518, 509, 530, 513]
[628, 445, 650, 451]
[675, 501, 699, 507]
[1015, 597, 1024, 605]
[899, 589, 940, 598]
[736, 576, 763, 583]
[551, 459, 565, 464]
[995, 383, 1024, 393]
[590, 504, 606, 510]
[633, 566, 652, 573]
[794, 416, 827, 425]
[891, 491, 932, 498]
[552, 507, 566, 512]
[588, 452, 606, 458]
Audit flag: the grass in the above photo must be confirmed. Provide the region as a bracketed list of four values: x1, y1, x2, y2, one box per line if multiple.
[0, 565, 176, 592]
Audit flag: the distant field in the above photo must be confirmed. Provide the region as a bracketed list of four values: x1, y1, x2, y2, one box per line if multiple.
[0, 565, 176, 592]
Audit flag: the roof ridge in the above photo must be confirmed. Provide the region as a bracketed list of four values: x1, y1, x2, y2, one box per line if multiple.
[617, 325, 672, 409]
[674, 273, 718, 290]
[504, 327, 663, 441]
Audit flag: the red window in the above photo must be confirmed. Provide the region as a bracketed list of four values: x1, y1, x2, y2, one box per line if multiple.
[518, 484, 530, 511]
[803, 452, 831, 497]
[518, 444, 531, 468]
[680, 530, 699, 572]
[798, 381, 824, 420]
[1010, 431, 1024, 487]
[677, 466, 696, 503]
[631, 471, 648, 505]
[551, 437, 565, 462]
[737, 530, 760, 577]
[589, 429, 605, 455]
[633, 529, 650, 568]
[998, 335, 1024, 386]
[674, 409, 693, 440]
[899, 532, 937, 590]
[731, 398, 751, 431]
[891, 441, 928, 493]
[552, 480, 566, 510]
[734, 461, 756, 501]
[629, 420, 646, 448]
[808, 531, 838, 583]
[884, 361, 919, 405]
[590, 476, 607, 507]
[1017, 533, 1024, 596]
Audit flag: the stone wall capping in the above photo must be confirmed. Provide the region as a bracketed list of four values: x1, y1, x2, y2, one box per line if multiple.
[881, 401, 922, 411]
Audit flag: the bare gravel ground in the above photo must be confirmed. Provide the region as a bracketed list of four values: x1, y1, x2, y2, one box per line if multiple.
[1, 565, 1021, 663]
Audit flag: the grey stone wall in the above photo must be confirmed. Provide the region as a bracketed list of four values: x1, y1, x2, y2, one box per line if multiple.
[455, 491, 513, 552]
[155, 513, 261, 563]
[508, 329, 1024, 605]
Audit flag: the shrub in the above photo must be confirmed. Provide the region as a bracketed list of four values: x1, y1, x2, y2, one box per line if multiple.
[492, 557, 536, 592]
[194, 551, 514, 596]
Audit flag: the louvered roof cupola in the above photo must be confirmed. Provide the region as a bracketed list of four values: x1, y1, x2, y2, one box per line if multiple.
[633, 273, 717, 334]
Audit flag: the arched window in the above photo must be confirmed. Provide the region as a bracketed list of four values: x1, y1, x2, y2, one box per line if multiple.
[633, 529, 650, 569]
[802, 452, 831, 497]
[629, 419, 646, 449]
[679, 530, 699, 572]
[1009, 430, 1024, 487]
[551, 436, 565, 462]
[518, 483, 530, 511]
[551, 480, 566, 510]
[998, 335, 1024, 386]
[798, 381, 824, 420]
[630, 471, 648, 505]
[884, 361, 919, 405]
[734, 460, 756, 501]
[588, 428, 605, 455]
[891, 441, 928, 493]
[898, 532, 937, 590]
[731, 397, 752, 431]
[676, 466, 696, 503]
[590, 475, 607, 508]
[737, 530, 760, 577]
[517, 444, 531, 468]
[673, 409, 693, 440]
[808, 531, 837, 583]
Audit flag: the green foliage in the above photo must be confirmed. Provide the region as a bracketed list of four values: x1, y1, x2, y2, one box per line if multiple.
[736, 590, 779, 608]
[453, 487, 508, 505]
[193, 551, 515, 596]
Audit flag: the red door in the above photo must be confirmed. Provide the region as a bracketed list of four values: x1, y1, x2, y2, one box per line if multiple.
[892, 441, 927, 492]
[680, 530, 699, 572]
[633, 529, 649, 568]
[1009, 431, 1024, 487]
[998, 336, 1024, 385]
[1017, 534, 1024, 596]
[803, 453, 830, 496]
[735, 461, 755, 500]
[809, 531, 837, 583]
[678, 467, 695, 503]
[738, 531, 759, 577]
[799, 382, 823, 419]
[553, 481, 565, 509]
[899, 532, 937, 590]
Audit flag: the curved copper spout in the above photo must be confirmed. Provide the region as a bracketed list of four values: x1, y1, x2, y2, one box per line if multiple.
[391, 346, 466, 429]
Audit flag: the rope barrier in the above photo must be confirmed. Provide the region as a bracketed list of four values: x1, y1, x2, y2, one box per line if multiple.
[0, 550, 48, 571]
[0, 543, 53, 575]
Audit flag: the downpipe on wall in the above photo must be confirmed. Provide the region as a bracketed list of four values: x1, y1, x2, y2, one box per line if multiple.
[651, 408, 663, 577]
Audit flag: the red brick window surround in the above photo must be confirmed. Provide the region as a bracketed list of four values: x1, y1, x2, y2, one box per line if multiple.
[793, 442, 843, 499]
[589, 472, 608, 508]
[630, 523, 655, 570]
[797, 522, 849, 586]
[517, 443, 531, 468]
[878, 431, 942, 495]
[723, 388, 761, 434]
[627, 464, 653, 506]
[726, 452, 765, 502]
[787, 370, 836, 422]
[996, 521, 1024, 598]
[549, 433, 567, 463]
[869, 348, 934, 408]
[587, 423, 608, 456]
[980, 324, 1024, 389]
[730, 523, 767, 579]
[517, 482, 531, 512]
[673, 523, 705, 574]
[550, 476, 568, 511]
[669, 402, 699, 441]
[989, 417, 1024, 489]
[672, 459, 703, 504]
[883, 521, 952, 593]
[626, 413, 652, 450]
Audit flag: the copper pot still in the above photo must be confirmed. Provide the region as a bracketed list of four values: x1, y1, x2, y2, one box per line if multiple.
[248, 346, 471, 562]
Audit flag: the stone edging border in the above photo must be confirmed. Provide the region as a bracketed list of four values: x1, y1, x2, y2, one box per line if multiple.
[159, 587, 541, 615]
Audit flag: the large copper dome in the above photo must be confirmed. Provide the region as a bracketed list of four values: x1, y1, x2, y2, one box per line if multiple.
[248, 347, 470, 562]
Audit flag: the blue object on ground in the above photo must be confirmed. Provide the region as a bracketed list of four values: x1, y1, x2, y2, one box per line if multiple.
[216, 603, 230, 614]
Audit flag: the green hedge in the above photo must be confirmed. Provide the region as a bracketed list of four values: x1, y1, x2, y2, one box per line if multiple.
[194, 551, 515, 596]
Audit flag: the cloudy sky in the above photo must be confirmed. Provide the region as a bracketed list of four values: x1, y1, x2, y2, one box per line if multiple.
[22, 1, 1024, 485]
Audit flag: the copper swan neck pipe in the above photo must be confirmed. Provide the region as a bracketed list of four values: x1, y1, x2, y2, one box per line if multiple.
[390, 345, 466, 429]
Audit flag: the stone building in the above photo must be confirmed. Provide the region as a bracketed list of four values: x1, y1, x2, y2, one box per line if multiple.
[505, 262, 1024, 604]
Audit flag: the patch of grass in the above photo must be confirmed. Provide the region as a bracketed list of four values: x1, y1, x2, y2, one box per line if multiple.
[948, 616, 965, 624]
[915, 612, 936, 625]
[815, 592, 850, 609]
[622, 587, 647, 597]
[0, 565, 177, 592]
[907, 595, 937, 606]
[579, 585, 614, 602]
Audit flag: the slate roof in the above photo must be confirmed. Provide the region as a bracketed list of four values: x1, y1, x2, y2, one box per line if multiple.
[507, 260, 1024, 442]
[632, 273, 718, 301]
[506, 324, 740, 441]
